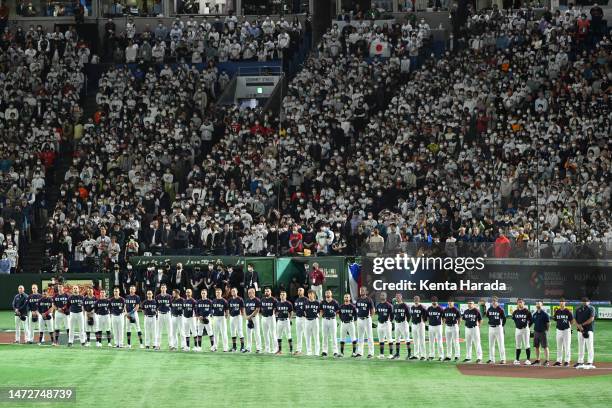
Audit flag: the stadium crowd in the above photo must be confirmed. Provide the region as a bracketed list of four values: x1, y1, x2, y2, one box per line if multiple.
[102, 15, 304, 64]
[1, 23, 93, 273]
[1, 6, 610, 274]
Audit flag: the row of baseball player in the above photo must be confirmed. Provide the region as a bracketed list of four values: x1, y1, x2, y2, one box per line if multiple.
[12, 284, 597, 368]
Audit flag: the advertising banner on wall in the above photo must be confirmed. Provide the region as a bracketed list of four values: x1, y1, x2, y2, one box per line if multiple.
[361, 256, 612, 301]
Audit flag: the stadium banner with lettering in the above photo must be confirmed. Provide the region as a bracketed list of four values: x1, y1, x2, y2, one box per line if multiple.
[360, 256, 612, 302]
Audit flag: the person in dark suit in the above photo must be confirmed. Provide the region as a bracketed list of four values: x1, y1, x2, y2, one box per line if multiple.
[142, 265, 157, 294]
[228, 265, 244, 296]
[153, 267, 170, 294]
[189, 266, 205, 295]
[145, 220, 163, 253]
[121, 264, 138, 296]
[243, 263, 260, 294]
[171, 262, 189, 294]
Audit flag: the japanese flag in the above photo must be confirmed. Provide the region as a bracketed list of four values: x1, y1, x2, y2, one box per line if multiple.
[369, 40, 390, 58]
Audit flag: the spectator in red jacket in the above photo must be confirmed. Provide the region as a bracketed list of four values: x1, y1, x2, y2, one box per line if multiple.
[494, 231, 511, 258]
[288, 225, 303, 254]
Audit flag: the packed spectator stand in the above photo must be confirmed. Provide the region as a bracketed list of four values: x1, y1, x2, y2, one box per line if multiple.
[0, 5, 610, 275]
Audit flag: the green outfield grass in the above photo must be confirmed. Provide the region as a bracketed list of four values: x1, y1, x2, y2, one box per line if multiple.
[0, 311, 611, 408]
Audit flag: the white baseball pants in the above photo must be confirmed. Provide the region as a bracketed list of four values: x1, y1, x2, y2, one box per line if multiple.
[111, 315, 124, 346]
[144, 316, 158, 347]
[577, 331, 594, 365]
[428, 324, 444, 358]
[465, 326, 482, 360]
[445, 325, 460, 359]
[183, 316, 196, 338]
[411, 322, 426, 358]
[212, 315, 228, 351]
[27, 312, 40, 342]
[54, 311, 69, 331]
[305, 318, 320, 356]
[377, 321, 393, 344]
[488, 326, 506, 362]
[40, 316, 54, 337]
[245, 315, 262, 352]
[157, 313, 173, 348]
[68, 312, 86, 344]
[276, 319, 291, 340]
[357, 317, 374, 356]
[230, 315, 244, 339]
[14, 315, 27, 342]
[95, 314, 111, 332]
[295, 316, 306, 352]
[515, 327, 530, 350]
[556, 328, 571, 363]
[321, 318, 338, 355]
[261, 315, 277, 353]
[126, 312, 142, 333]
[339, 321, 357, 343]
[171, 315, 184, 348]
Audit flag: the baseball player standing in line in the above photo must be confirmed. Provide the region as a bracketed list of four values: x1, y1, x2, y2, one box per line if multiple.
[211, 287, 229, 352]
[142, 290, 158, 349]
[320, 289, 340, 357]
[26, 284, 42, 344]
[303, 289, 321, 356]
[574, 297, 596, 369]
[275, 290, 293, 355]
[67, 286, 86, 347]
[228, 287, 245, 352]
[94, 290, 112, 347]
[427, 297, 444, 361]
[260, 287, 278, 354]
[83, 288, 96, 346]
[12, 285, 28, 344]
[485, 296, 507, 364]
[155, 284, 173, 350]
[196, 289, 215, 351]
[409, 296, 427, 360]
[553, 298, 573, 367]
[375, 292, 394, 359]
[110, 287, 126, 348]
[182, 289, 197, 351]
[532, 300, 550, 366]
[243, 287, 262, 353]
[462, 300, 483, 363]
[391, 293, 410, 360]
[292, 287, 308, 355]
[443, 299, 461, 361]
[511, 298, 533, 365]
[125, 285, 144, 349]
[338, 293, 358, 357]
[170, 289, 185, 351]
[355, 287, 374, 358]
[37, 289, 55, 344]
[52, 284, 70, 345]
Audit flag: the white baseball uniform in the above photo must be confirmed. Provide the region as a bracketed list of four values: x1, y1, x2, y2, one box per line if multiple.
[144, 315, 158, 347]
[276, 318, 291, 341]
[394, 320, 410, 344]
[515, 327, 530, 350]
[54, 310, 69, 331]
[183, 315, 197, 339]
[339, 319, 357, 343]
[95, 313, 111, 332]
[171, 314, 185, 349]
[196, 317, 213, 338]
[40, 314, 55, 337]
[245, 315, 262, 352]
[14, 315, 27, 342]
[377, 321, 393, 345]
[428, 324, 444, 359]
[126, 311, 142, 334]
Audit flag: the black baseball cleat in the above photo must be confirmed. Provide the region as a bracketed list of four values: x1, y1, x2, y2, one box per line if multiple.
[573, 363, 582, 368]
[367, 354, 373, 359]
[391, 355, 399, 360]
[428, 357, 434, 361]
[240, 348, 246, 353]
[409, 356, 418, 360]
[499, 361, 506, 365]
[463, 358, 470, 362]
[438, 357, 443, 362]
[553, 361, 561, 366]
[443, 357, 451, 361]
[420, 357, 426, 361]
[454, 357, 459, 362]
[27, 341, 33, 345]
[543, 361, 549, 366]
[533, 360, 540, 365]
[145, 346, 150, 349]
[353, 353, 361, 358]
[337, 353, 344, 358]
[563, 362, 569, 367]
[321, 352, 327, 357]
[476, 359, 482, 364]
[333, 353, 339, 358]
[67, 343, 73, 347]
[486, 360, 493, 364]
